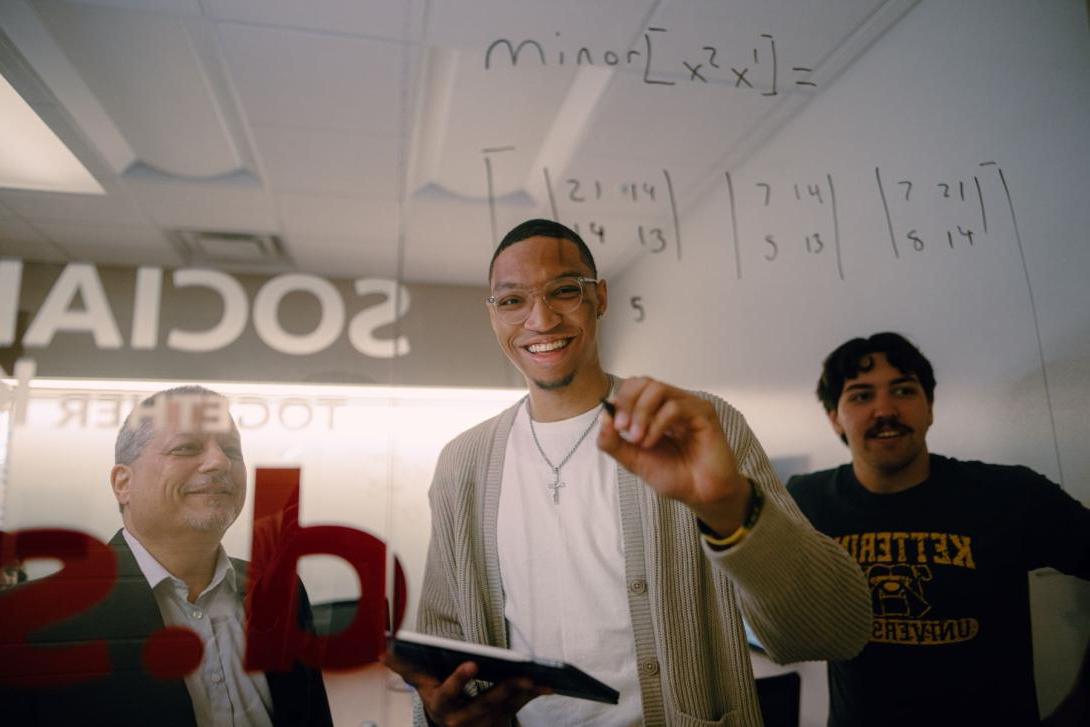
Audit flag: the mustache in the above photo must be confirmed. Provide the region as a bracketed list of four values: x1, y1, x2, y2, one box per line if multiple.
[865, 417, 913, 439]
[182, 477, 237, 495]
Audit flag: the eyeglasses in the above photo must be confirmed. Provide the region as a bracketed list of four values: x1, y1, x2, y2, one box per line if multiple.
[486, 276, 600, 324]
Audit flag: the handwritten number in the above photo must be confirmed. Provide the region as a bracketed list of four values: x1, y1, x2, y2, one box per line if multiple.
[898, 180, 912, 201]
[757, 183, 771, 206]
[908, 230, 924, 251]
[630, 296, 645, 322]
[764, 235, 778, 261]
[639, 226, 667, 253]
[805, 233, 824, 254]
[567, 179, 584, 203]
[703, 46, 719, 69]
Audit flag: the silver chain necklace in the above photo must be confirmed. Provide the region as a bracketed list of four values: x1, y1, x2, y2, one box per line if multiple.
[526, 376, 614, 504]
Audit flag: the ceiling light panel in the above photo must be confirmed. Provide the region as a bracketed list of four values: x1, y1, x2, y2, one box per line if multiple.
[0, 72, 103, 194]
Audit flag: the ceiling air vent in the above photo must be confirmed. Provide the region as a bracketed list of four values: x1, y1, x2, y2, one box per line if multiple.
[171, 229, 292, 273]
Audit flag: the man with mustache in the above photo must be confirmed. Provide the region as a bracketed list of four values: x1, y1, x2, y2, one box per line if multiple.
[9, 386, 332, 725]
[787, 332, 1090, 726]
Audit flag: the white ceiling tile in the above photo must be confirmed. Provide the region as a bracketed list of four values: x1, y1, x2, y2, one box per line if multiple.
[204, 0, 410, 40]
[5, 0, 908, 285]
[57, 0, 204, 16]
[0, 240, 67, 263]
[217, 23, 409, 135]
[35, 2, 247, 178]
[130, 180, 278, 231]
[0, 217, 66, 262]
[400, 198, 495, 285]
[34, 221, 167, 250]
[277, 192, 398, 241]
[577, 74, 772, 169]
[286, 233, 399, 279]
[650, 0, 885, 72]
[33, 222, 183, 266]
[416, 50, 578, 199]
[400, 249, 485, 287]
[0, 189, 146, 225]
[426, 0, 658, 50]
[59, 244, 181, 267]
[251, 125, 399, 200]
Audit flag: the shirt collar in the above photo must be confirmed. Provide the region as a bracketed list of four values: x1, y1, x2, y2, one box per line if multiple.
[122, 527, 236, 595]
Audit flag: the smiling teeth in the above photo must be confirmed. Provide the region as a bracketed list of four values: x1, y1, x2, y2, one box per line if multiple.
[875, 431, 901, 438]
[528, 339, 568, 353]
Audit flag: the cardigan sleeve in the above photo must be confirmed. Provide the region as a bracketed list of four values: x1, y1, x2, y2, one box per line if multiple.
[414, 439, 470, 643]
[701, 394, 872, 664]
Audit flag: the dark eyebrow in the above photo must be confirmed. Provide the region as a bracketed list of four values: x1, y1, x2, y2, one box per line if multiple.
[844, 375, 920, 393]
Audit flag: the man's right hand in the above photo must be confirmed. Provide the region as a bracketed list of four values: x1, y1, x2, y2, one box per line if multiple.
[382, 652, 550, 727]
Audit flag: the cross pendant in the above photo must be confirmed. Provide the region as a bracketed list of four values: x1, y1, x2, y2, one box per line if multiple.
[548, 468, 565, 504]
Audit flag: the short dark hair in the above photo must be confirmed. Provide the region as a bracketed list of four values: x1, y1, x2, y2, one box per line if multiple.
[488, 218, 597, 281]
[816, 332, 936, 413]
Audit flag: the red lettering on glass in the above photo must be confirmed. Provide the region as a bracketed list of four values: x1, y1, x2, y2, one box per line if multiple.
[0, 529, 115, 686]
[246, 467, 407, 672]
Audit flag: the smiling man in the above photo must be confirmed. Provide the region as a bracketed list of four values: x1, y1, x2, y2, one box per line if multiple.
[388, 219, 871, 727]
[10, 386, 332, 726]
[787, 332, 1090, 727]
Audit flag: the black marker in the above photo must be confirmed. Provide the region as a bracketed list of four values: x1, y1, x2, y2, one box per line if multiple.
[600, 398, 616, 417]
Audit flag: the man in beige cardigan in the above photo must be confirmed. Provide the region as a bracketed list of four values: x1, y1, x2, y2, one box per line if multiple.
[387, 219, 870, 726]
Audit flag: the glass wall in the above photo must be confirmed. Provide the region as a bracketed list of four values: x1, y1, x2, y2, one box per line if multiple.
[2, 1, 1088, 724]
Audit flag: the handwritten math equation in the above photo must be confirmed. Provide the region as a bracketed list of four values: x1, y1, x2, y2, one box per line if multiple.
[484, 28, 815, 95]
[725, 171, 845, 281]
[875, 162, 1014, 259]
[726, 162, 1020, 282]
[541, 166, 683, 262]
[481, 150, 1021, 322]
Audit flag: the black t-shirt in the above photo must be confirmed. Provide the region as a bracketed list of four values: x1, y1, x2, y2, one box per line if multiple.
[787, 455, 1090, 727]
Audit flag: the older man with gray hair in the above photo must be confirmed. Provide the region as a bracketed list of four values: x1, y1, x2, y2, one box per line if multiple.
[10, 385, 332, 726]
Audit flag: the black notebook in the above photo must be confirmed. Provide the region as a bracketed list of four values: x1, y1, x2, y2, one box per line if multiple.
[389, 630, 620, 705]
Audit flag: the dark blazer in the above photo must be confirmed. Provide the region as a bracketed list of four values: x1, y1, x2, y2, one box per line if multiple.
[6, 530, 333, 726]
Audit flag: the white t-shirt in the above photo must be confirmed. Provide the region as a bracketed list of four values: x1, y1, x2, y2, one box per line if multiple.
[497, 402, 642, 726]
